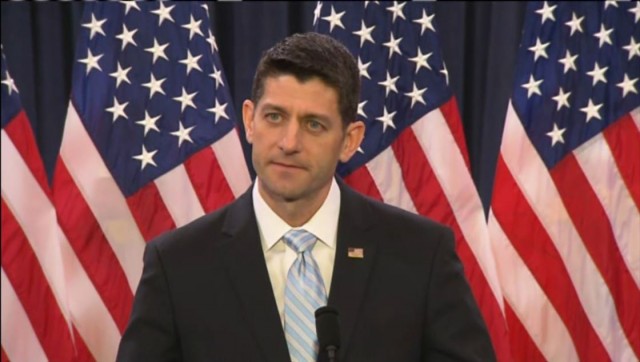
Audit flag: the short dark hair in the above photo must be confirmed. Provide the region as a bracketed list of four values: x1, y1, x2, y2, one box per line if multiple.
[251, 32, 360, 126]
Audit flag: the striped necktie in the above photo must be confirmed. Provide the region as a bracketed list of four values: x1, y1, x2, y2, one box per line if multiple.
[283, 229, 327, 362]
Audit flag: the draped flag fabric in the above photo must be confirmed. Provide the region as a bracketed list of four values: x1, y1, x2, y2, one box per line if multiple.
[314, 2, 512, 360]
[488, 2, 639, 361]
[2, 2, 251, 361]
[1, 50, 92, 362]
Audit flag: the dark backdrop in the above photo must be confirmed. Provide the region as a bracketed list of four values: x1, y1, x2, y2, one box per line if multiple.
[0, 1, 527, 215]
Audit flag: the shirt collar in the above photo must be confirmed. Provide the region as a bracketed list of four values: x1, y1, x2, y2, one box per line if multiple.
[253, 177, 341, 250]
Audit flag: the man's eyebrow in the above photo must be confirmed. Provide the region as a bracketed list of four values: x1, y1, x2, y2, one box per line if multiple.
[260, 103, 288, 114]
[260, 103, 332, 122]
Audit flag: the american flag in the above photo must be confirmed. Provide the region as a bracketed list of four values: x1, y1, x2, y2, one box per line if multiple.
[2, 49, 90, 361]
[2, 2, 251, 361]
[488, 2, 639, 361]
[314, 2, 512, 360]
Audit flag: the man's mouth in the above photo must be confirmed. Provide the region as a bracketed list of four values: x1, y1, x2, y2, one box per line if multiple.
[271, 161, 305, 170]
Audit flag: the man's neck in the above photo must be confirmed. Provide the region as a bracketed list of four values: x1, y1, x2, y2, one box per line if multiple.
[257, 181, 331, 227]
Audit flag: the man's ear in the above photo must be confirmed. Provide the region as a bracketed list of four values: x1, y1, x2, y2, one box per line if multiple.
[339, 120, 366, 163]
[242, 100, 255, 144]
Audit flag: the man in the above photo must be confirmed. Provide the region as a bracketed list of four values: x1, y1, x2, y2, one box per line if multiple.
[117, 32, 495, 362]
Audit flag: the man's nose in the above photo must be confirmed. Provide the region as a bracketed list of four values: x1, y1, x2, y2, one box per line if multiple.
[278, 120, 301, 153]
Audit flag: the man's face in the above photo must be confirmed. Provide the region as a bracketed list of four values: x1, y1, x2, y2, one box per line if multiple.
[242, 74, 364, 204]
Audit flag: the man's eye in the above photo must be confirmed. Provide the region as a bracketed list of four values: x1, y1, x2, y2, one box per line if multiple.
[265, 113, 281, 122]
[307, 119, 324, 131]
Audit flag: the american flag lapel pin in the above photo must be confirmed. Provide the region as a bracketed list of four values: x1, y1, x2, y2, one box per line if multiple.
[348, 247, 364, 259]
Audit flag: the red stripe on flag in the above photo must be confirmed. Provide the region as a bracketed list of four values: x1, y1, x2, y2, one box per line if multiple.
[184, 147, 235, 213]
[53, 161, 133, 333]
[603, 114, 640, 210]
[551, 154, 640, 356]
[126, 182, 176, 242]
[72, 326, 94, 362]
[439, 98, 470, 170]
[504, 302, 546, 362]
[3, 111, 50, 194]
[1, 346, 8, 362]
[456, 240, 512, 362]
[343, 166, 383, 201]
[391, 127, 511, 361]
[492, 155, 609, 362]
[1, 200, 92, 361]
[391, 128, 453, 226]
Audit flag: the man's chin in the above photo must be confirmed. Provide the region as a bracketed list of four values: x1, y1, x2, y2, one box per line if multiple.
[259, 180, 304, 202]
[273, 187, 305, 202]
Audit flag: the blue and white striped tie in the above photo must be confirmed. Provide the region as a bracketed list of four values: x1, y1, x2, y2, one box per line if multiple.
[283, 229, 327, 362]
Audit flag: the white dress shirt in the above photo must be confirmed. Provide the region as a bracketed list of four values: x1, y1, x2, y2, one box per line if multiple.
[252, 177, 340, 327]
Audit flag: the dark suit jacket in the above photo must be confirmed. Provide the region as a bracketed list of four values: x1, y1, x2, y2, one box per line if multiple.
[117, 180, 496, 362]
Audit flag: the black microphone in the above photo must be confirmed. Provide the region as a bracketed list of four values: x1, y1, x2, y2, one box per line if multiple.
[315, 306, 340, 362]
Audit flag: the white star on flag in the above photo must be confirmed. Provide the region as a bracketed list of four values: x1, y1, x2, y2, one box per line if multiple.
[441, 63, 449, 85]
[383, 33, 403, 59]
[321, 6, 346, 32]
[122, 1, 141, 14]
[209, 66, 225, 88]
[565, 12, 584, 36]
[132, 144, 158, 170]
[623, 37, 640, 60]
[357, 100, 367, 119]
[135, 111, 161, 136]
[378, 71, 399, 96]
[586, 62, 608, 86]
[629, 1, 640, 23]
[580, 99, 603, 122]
[82, 13, 107, 39]
[558, 50, 578, 74]
[409, 48, 432, 73]
[179, 50, 203, 75]
[181, 15, 204, 40]
[170, 121, 196, 147]
[551, 87, 571, 110]
[115, 24, 138, 50]
[358, 57, 372, 79]
[173, 87, 198, 112]
[616, 74, 638, 97]
[522, 75, 543, 98]
[145, 39, 169, 64]
[106, 96, 129, 122]
[386, 1, 407, 23]
[535, 2, 557, 24]
[142, 73, 166, 98]
[313, 2, 323, 26]
[109, 62, 132, 88]
[593, 24, 613, 48]
[207, 99, 229, 123]
[78, 49, 103, 75]
[353, 21, 375, 47]
[528, 37, 550, 61]
[404, 83, 427, 108]
[151, 2, 175, 25]
[604, 0, 619, 9]
[206, 30, 218, 53]
[2, 71, 18, 95]
[375, 105, 397, 133]
[413, 9, 435, 35]
[546, 123, 567, 146]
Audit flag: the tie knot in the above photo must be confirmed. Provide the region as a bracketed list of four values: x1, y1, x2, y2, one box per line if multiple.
[283, 229, 317, 253]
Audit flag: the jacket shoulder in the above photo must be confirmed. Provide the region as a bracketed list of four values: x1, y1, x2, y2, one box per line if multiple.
[343, 184, 452, 238]
[149, 187, 252, 253]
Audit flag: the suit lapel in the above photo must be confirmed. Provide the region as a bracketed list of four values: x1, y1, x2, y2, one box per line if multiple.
[327, 181, 378, 361]
[219, 189, 291, 362]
